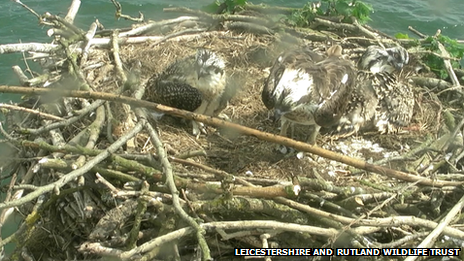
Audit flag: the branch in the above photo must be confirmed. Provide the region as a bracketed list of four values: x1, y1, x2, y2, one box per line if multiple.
[405, 194, 464, 260]
[0, 103, 64, 121]
[0, 85, 460, 187]
[0, 119, 145, 211]
[13, 0, 40, 19]
[136, 108, 211, 260]
[110, 0, 144, 22]
[64, 0, 81, 24]
[0, 43, 59, 54]
[118, 16, 200, 37]
[274, 197, 464, 240]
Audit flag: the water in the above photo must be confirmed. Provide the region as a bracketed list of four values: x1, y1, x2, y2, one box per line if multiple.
[0, 0, 463, 255]
[0, 0, 463, 89]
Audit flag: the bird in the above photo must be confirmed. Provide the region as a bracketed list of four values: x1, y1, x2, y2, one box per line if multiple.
[358, 45, 409, 73]
[143, 49, 228, 136]
[327, 45, 414, 138]
[262, 45, 357, 146]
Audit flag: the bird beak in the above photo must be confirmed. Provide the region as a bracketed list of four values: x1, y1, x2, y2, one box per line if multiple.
[197, 68, 208, 79]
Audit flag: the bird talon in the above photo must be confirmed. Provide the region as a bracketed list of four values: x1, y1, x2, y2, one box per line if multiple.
[192, 121, 208, 138]
[217, 113, 230, 121]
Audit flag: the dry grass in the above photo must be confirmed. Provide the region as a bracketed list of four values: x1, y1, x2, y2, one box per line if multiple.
[79, 29, 441, 185]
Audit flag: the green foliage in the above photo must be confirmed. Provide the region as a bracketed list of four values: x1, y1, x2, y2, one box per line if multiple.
[202, 0, 247, 14]
[325, 0, 373, 24]
[286, 0, 373, 27]
[395, 33, 411, 40]
[286, 2, 319, 27]
[423, 35, 464, 79]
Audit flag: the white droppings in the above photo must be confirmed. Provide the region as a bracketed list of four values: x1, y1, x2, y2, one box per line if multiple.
[245, 170, 253, 176]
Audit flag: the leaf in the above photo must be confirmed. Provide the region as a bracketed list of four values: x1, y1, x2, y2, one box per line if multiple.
[395, 33, 410, 39]
[201, 0, 221, 13]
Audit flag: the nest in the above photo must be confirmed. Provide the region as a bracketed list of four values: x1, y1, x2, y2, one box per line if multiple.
[1, 2, 464, 261]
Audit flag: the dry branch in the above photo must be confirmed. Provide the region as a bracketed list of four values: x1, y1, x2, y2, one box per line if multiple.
[0, 85, 459, 187]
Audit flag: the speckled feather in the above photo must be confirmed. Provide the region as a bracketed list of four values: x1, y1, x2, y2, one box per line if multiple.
[327, 45, 414, 138]
[143, 54, 200, 110]
[143, 49, 228, 135]
[144, 77, 202, 112]
[358, 45, 409, 74]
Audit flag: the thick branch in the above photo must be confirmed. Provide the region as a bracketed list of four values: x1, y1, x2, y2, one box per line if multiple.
[0, 85, 460, 187]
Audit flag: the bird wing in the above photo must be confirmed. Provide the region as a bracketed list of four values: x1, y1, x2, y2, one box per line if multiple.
[324, 71, 379, 138]
[311, 56, 357, 127]
[262, 47, 325, 110]
[326, 71, 414, 137]
[143, 75, 202, 112]
[372, 72, 414, 133]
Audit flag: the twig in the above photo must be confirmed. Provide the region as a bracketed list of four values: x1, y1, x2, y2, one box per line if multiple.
[0, 103, 64, 121]
[0, 123, 15, 141]
[0, 119, 145, 211]
[11, 65, 29, 85]
[118, 16, 200, 37]
[73, 105, 106, 169]
[110, 0, 143, 22]
[0, 85, 460, 187]
[80, 22, 98, 66]
[170, 156, 256, 187]
[88, 31, 227, 47]
[274, 197, 464, 240]
[108, 220, 339, 259]
[19, 99, 102, 135]
[312, 17, 378, 39]
[95, 173, 119, 194]
[435, 30, 461, 87]
[65, 0, 81, 24]
[111, 30, 127, 83]
[404, 194, 464, 261]
[12, 0, 40, 19]
[379, 232, 430, 248]
[136, 108, 211, 260]
[0, 43, 59, 54]
[42, 12, 85, 37]
[151, 28, 208, 46]
[408, 26, 427, 39]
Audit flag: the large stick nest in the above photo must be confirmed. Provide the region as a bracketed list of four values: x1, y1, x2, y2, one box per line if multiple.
[1, 2, 464, 261]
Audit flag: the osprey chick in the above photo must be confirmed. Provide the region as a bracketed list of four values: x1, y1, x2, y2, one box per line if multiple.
[358, 45, 409, 73]
[262, 45, 357, 145]
[330, 45, 414, 137]
[143, 49, 228, 136]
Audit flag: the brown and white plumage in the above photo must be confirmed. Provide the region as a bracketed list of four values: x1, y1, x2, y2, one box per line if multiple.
[262, 45, 357, 145]
[358, 45, 409, 73]
[329, 45, 414, 137]
[143, 49, 227, 136]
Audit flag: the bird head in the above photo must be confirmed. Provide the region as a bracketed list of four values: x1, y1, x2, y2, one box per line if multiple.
[358, 45, 409, 73]
[194, 49, 225, 80]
